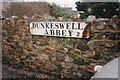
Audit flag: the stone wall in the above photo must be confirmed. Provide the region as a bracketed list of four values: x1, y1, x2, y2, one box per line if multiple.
[89, 16, 120, 63]
[2, 15, 120, 79]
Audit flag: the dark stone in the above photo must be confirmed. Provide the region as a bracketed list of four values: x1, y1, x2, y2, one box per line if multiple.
[76, 45, 90, 51]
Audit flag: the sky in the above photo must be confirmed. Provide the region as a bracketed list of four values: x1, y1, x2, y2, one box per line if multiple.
[24, 0, 79, 10]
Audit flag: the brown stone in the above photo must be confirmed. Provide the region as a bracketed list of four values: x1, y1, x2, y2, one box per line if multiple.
[43, 47, 54, 54]
[32, 61, 44, 68]
[104, 41, 116, 48]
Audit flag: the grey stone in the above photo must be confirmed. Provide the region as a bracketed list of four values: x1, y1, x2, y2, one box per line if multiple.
[96, 22, 106, 30]
[65, 56, 73, 62]
[37, 54, 49, 62]
[86, 15, 96, 22]
[45, 62, 57, 70]
[111, 15, 119, 24]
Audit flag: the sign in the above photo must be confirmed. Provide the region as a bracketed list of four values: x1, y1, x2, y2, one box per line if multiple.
[30, 22, 89, 38]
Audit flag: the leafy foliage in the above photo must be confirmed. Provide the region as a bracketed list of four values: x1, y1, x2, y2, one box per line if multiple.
[49, 3, 70, 18]
[75, 2, 120, 18]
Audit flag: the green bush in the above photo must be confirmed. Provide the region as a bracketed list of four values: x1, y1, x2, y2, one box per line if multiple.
[50, 3, 70, 18]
